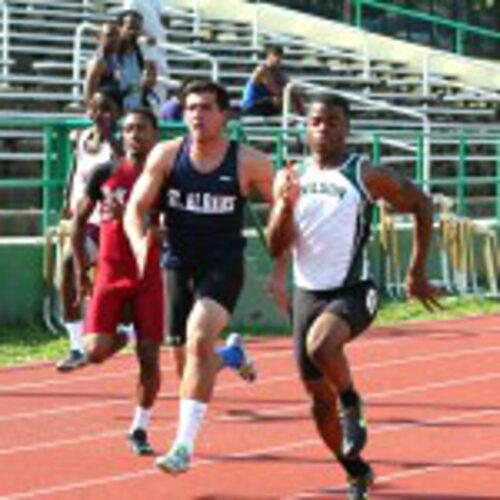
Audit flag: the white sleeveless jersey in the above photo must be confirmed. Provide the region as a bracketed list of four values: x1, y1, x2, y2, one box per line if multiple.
[292, 154, 373, 291]
[70, 129, 114, 226]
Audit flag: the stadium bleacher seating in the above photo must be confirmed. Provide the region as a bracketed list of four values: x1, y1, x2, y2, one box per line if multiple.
[0, 0, 499, 236]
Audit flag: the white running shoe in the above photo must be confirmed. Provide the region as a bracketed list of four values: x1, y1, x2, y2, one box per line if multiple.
[155, 443, 191, 475]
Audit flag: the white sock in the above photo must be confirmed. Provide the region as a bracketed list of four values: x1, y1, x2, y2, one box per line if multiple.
[118, 323, 136, 344]
[65, 321, 83, 353]
[173, 398, 207, 454]
[129, 406, 152, 433]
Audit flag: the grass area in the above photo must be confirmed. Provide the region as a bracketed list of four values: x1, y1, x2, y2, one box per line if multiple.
[376, 295, 500, 325]
[0, 296, 498, 367]
[0, 323, 68, 367]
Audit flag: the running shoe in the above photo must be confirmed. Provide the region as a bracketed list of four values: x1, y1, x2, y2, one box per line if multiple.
[339, 397, 367, 458]
[226, 332, 257, 383]
[155, 443, 191, 475]
[346, 463, 374, 500]
[56, 350, 87, 372]
[127, 428, 154, 456]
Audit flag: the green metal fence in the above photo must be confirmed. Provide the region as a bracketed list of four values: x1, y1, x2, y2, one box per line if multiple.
[253, 0, 500, 58]
[1, 119, 499, 235]
[354, 0, 500, 56]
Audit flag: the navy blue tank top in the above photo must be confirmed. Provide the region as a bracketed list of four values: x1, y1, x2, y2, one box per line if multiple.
[162, 138, 246, 268]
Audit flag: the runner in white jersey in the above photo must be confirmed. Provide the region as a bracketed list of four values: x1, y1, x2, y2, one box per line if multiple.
[55, 91, 122, 372]
[266, 94, 441, 499]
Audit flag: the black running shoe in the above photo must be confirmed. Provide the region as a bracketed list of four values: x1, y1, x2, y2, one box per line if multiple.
[56, 350, 87, 373]
[339, 397, 368, 459]
[347, 463, 374, 500]
[127, 428, 154, 456]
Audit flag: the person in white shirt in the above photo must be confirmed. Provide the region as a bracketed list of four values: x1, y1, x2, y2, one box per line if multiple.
[266, 94, 441, 499]
[55, 91, 122, 372]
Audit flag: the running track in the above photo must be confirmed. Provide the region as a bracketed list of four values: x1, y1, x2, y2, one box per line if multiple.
[1, 315, 499, 499]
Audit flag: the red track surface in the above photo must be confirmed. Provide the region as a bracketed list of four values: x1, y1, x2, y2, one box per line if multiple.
[1, 314, 499, 499]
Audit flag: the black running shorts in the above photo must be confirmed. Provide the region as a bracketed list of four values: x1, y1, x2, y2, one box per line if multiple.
[164, 256, 244, 347]
[293, 279, 379, 380]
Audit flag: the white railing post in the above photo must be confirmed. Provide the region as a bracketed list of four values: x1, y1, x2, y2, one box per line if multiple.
[193, 0, 200, 38]
[252, 0, 260, 55]
[1, 1, 9, 80]
[72, 21, 98, 100]
[422, 51, 430, 98]
[422, 117, 431, 193]
[361, 32, 370, 79]
[281, 81, 294, 158]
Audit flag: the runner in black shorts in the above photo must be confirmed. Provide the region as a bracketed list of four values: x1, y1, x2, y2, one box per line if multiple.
[124, 80, 275, 474]
[266, 94, 441, 499]
[294, 279, 378, 381]
[165, 258, 243, 348]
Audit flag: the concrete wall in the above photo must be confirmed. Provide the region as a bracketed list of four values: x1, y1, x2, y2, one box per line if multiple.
[165, 0, 500, 90]
[3, 229, 497, 328]
[0, 239, 44, 325]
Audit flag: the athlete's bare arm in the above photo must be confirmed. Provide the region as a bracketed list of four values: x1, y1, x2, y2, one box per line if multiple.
[265, 164, 300, 258]
[362, 164, 441, 311]
[124, 138, 181, 274]
[84, 58, 106, 107]
[71, 195, 96, 305]
[256, 65, 282, 97]
[238, 145, 274, 204]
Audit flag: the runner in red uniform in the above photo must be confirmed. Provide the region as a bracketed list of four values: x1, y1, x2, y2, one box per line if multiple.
[71, 107, 162, 456]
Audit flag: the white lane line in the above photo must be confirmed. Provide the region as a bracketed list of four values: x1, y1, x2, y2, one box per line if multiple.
[1, 367, 499, 456]
[1, 313, 497, 390]
[3, 404, 500, 499]
[1, 341, 499, 423]
[0, 373, 296, 426]
[1, 310, 496, 376]
[292, 449, 500, 498]
[0, 347, 290, 391]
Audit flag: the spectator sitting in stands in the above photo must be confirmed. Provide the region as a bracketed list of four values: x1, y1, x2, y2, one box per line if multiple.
[160, 90, 183, 121]
[241, 45, 303, 117]
[84, 22, 121, 110]
[159, 81, 192, 122]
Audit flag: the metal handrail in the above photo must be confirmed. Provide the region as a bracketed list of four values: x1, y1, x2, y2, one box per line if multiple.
[252, 0, 260, 53]
[158, 41, 219, 82]
[1, 0, 10, 80]
[282, 80, 431, 187]
[72, 21, 99, 99]
[266, 30, 371, 79]
[193, 0, 201, 37]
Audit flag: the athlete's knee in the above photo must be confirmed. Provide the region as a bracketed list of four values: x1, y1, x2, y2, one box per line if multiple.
[83, 335, 111, 364]
[186, 328, 213, 359]
[306, 322, 348, 366]
[306, 329, 335, 366]
[85, 348, 106, 364]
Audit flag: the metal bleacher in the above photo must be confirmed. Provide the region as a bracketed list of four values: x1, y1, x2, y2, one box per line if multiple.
[0, 0, 499, 236]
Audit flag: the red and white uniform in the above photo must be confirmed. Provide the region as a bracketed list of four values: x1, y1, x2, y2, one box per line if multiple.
[83, 159, 163, 343]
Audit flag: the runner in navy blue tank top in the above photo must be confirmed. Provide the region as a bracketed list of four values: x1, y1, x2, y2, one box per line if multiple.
[124, 80, 275, 474]
[162, 135, 246, 268]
